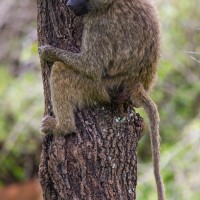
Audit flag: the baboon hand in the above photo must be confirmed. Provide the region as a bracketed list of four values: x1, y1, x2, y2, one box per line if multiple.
[38, 45, 57, 61]
[40, 115, 56, 134]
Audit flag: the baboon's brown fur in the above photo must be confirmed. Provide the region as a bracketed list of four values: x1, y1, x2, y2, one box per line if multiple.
[39, 0, 166, 199]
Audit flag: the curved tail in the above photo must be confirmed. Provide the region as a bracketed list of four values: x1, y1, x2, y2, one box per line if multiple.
[140, 88, 166, 200]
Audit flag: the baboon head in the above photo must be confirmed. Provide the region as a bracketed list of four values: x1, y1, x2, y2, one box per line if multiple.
[67, 0, 114, 16]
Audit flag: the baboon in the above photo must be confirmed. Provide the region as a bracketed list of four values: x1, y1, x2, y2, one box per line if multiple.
[39, 0, 166, 199]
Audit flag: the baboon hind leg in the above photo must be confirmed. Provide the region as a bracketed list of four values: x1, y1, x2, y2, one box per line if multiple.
[41, 61, 110, 135]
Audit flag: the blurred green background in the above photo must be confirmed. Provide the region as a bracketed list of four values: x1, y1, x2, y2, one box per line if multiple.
[0, 0, 199, 199]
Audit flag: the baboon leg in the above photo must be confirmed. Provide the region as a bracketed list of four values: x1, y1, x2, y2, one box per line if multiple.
[48, 61, 110, 135]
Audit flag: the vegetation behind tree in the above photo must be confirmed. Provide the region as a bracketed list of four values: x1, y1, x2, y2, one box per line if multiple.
[0, 0, 199, 199]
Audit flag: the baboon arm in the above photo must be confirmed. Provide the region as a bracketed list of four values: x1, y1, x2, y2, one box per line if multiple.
[39, 45, 103, 80]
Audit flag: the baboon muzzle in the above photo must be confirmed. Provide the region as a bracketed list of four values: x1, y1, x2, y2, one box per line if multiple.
[67, 0, 89, 16]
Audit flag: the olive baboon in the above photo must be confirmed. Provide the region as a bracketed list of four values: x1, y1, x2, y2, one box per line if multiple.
[39, 0, 166, 199]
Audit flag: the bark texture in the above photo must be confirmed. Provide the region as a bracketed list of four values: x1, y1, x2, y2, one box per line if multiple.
[37, 0, 144, 199]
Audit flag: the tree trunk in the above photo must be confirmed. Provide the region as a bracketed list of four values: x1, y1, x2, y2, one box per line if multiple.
[37, 0, 144, 199]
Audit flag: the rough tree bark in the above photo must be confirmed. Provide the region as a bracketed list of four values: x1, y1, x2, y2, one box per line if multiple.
[37, 0, 144, 199]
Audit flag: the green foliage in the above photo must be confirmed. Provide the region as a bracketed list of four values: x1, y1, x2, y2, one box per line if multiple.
[137, 0, 200, 199]
[0, 41, 43, 184]
[0, 0, 199, 199]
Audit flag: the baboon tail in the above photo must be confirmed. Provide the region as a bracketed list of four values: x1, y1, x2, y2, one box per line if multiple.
[139, 85, 166, 200]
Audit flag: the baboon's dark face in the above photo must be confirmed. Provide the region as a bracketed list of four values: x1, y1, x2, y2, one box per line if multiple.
[67, 0, 114, 16]
[67, 0, 89, 16]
